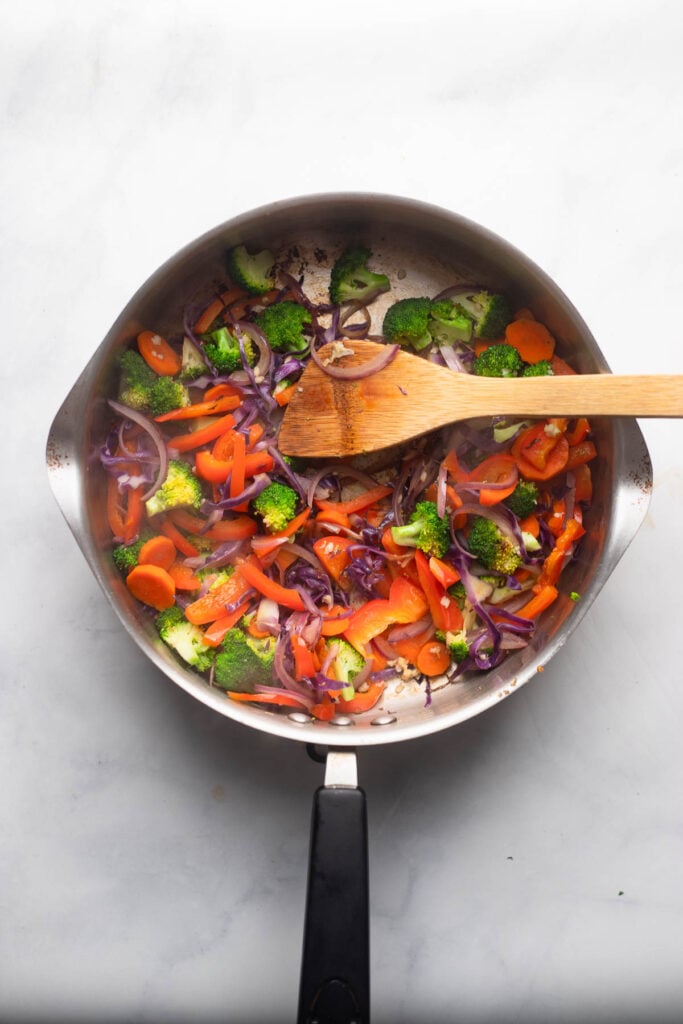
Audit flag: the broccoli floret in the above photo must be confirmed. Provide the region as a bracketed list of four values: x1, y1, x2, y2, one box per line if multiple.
[447, 581, 467, 609]
[391, 500, 449, 559]
[118, 350, 156, 410]
[156, 606, 214, 673]
[112, 536, 146, 573]
[246, 634, 276, 676]
[472, 343, 522, 378]
[179, 337, 207, 382]
[522, 360, 554, 377]
[382, 297, 433, 351]
[255, 300, 311, 353]
[428, 299, 474, 346]
[444, 630, 470, 663]
[213, 628, 273, 692]
[330, 638, 366, 684]
[504, 480, 539, 519]
[227, 244, 275, 295]
[251, 482, 298, 533]
[203, 326, 256, 374]
[329, 246, 390, 305]
[146, 460, 203, 518]
[148, 377, 190, 417]
[467, 517, 522, 575]
[456, 290, 512, 339]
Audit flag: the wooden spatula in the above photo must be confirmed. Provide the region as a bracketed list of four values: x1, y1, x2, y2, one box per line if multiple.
[278, 340, 683, 458]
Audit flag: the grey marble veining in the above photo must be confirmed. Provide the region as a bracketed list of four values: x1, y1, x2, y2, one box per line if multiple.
[2, 1, 683, 1021]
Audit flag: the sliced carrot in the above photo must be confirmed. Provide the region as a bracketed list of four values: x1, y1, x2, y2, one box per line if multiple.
[229, 289, 281, 321]
[550, 354, 577, 376]
[155, 395, 241, 422]
[138, 535, 176, 570]
[205, 516, 259, 542]
[516, 585, 559, 620]
[416, 639, 451, 677]
[167, 560, 202, 590]
[513, 307, 536, 321]
[193, 286, 247, 335]
[315, 485, 393, 515]
[391, 625, 435, 665]
[168, 414, 237, 453]
[126, 564, 176, 610]
[159, 517, 200, 558]
[504, 319, 556, 364]
[137, 330, 182, 376]
[204, 382, 242, 402]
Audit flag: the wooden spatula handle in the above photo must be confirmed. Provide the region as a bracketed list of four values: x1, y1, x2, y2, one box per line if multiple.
[466, 373, 683, 419]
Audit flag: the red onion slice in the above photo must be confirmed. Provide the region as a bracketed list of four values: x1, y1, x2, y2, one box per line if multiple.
[108, 400, 168, 501]
[339, 302, 371, 339]
[308, 338, 399, 380]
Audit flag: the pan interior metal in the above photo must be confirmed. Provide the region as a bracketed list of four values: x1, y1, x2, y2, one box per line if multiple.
[46, 193, 653, 747]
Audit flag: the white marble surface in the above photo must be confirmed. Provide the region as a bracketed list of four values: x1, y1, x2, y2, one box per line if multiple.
[3, 1, 683, 1021]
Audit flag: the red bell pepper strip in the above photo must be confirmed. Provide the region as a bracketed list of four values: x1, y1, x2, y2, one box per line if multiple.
[227, 691, 310, 710]
[336, 683, 385, 714]
[236, 559, 307, 612]
[168, 414, 237, 453]
[468, 453, 518, 506]
[535, 518, 586, 591]
[291, 635, 319, 680]
[428, 556, 460, 589]
[414, 550, 463, 632]
[312, 535, 355, 583]
[314, 485, 393, 515]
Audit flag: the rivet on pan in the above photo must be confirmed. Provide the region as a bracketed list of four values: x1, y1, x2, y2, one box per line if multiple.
[329, 715, 354, 727]
[371, 713, 397, 726]
[287, 711, 311, 724]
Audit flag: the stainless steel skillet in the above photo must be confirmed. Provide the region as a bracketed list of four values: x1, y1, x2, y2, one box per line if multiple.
[46, 193, 652, 1022]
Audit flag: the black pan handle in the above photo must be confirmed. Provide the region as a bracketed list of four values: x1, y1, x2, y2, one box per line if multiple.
[297, 749, 369, 1024]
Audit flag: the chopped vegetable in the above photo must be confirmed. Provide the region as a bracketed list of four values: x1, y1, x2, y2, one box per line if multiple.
[102, 245, 595, 716]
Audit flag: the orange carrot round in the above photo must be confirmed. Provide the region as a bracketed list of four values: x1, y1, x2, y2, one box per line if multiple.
[416, 639, 451, 676]
[504, 319, 556, 364]
[126, 564, 176, 610]
[137, 330, 182, 376]
[138, 535, 177, 571]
